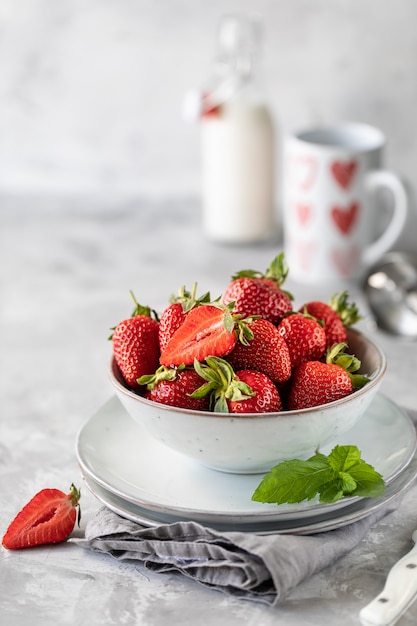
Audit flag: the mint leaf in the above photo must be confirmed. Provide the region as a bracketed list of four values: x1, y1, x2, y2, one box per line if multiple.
[252, 454, 333, 504]
[338, 471, 357, 493]
[252, 445, 386, 506]
[328, 445, 385, 497]
[347, 461, 385, 498]
[328, 445, 361, 472]
[317, 481, 344, 503]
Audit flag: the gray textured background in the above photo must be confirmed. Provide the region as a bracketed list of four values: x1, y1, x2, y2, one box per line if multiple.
[1, 0, 416, 207]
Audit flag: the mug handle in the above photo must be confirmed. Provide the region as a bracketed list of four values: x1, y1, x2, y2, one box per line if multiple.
[362, 170, 408, 267]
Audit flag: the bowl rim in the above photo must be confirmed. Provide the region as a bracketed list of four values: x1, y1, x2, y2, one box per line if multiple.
[108, 328, 387, 419]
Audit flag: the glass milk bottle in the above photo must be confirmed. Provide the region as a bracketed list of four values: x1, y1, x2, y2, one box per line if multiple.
[201, 15, 275, 244]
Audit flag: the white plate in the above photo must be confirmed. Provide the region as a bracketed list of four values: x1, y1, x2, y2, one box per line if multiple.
[82, 453, 417, 534]
[76, 394, 416, 529]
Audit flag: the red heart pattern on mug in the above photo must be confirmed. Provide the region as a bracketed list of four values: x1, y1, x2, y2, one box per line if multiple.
[295, 240, 317, 271]
[331, 202, 360, 235]
[331, 246, 359, 277]
[296, 202, 312, 226]
[331, 160, 358, 189]
[293, 155, 317, 190]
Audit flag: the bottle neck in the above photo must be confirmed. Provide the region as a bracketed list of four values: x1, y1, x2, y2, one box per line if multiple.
[208, 49, 263, 107]
[203, 15, 266, 110]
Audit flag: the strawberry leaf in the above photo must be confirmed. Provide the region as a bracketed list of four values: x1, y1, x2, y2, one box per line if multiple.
[264, 252, 289, 287]
[191, 356, 254, 413]
[349, 373, 372, 390]
[329, 291, 362, 327]
[325, 345, 370, 389]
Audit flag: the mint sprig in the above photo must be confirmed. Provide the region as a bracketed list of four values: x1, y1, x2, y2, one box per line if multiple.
[252, 445, 385, 506]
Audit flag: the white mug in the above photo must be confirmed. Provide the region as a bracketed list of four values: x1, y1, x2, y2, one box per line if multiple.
[282, 122, 408, 283]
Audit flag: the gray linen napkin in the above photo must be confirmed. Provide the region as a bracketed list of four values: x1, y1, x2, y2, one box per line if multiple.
[72, 501, 397, 606]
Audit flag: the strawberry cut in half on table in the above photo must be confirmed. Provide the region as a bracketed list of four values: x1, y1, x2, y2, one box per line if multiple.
[111, 291, 160, 390]
[222, 253, 293, 325]
[160, 303, 240, 367]
[2, 484, 81, 550]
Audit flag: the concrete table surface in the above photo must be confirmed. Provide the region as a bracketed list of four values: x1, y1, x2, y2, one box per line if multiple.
[1, 195, 417, 626]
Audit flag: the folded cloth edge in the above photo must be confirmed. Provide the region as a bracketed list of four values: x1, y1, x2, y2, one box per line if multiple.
[72, 497, 399, 606]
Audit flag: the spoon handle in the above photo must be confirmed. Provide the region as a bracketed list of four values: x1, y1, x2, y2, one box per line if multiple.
[359, 538, 417, 626]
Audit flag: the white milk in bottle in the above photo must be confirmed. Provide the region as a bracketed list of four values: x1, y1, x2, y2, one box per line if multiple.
[200, 15, 276, 244]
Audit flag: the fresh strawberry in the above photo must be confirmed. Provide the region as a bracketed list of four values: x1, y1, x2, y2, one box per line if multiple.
[138, 365, 209, 410]
[158, 284, 211, 352]
[160, 304, 238, 367]
[277, 312, 326, 368]
[111, 292, 160, 389]
[299, 291, 361, 348]
[159, 302, 186, 353]
[2, 484, 81, 550]
[228, 370, 282, 413]
[222, 253, 293, 324]
[288, 343, 370, 410]
[227, 318, 292, 383]
[192, 357, 282, 413]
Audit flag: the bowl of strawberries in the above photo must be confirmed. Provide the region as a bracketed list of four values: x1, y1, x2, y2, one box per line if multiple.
[109, 254, 386, 474]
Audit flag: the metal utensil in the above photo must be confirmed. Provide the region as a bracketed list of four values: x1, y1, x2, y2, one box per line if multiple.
[359, 530, 417, 626]
[362, 252, 417, 338]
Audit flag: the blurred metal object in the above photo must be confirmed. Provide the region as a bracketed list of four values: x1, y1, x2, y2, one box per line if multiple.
[363, 252, 417, 338]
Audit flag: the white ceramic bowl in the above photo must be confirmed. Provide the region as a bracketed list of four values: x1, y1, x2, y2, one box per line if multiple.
[109, 329, 386, 474]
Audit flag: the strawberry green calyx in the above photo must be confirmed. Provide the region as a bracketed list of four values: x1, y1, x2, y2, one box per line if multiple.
[231, 253, 290, 289]
[129, 290, 159, 321]
[234, 317, 256, 346]
[329, 291, 361, 328]
[205, 301, 257, 344]
[191, 357, 255, 413]
[68, 483, 82, 526]
[169, 283, 213, 313]
[138, 365, 184, 390]
[108, 291, 159, 340]
[297, 308, 325, 326]
[326, 343, 370, 390]
[264, 252, 290, 287]
[222, 305, 258, 345]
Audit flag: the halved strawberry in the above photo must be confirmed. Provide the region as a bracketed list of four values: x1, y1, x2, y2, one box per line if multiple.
[158, 284, 211, 352]
[160, 304, 238, 367]
[2, 484, 81, 550]
[222, 253, 293, 324]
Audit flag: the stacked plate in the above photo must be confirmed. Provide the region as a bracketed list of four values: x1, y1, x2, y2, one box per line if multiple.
[76, 394, 417, 535]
